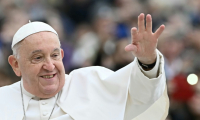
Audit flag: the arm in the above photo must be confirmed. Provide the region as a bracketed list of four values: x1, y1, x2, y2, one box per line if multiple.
[124, 13, 169, 120]
[58, 14, 168, 120]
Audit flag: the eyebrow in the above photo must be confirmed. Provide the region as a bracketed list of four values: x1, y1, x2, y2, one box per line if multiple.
[32, 50, 42, 54]
[31, 48, 60, 54]
[53, 48, 60, 52]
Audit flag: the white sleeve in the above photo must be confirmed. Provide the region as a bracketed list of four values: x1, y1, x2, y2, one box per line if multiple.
[137, 49, 160, 79]
[124, 49, 169, 120]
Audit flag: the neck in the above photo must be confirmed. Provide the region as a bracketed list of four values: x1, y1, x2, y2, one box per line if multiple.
[21, 79, 61, 99]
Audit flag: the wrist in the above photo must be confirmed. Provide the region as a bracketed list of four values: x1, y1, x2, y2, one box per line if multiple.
[137, 51, 157, 64]
[138, 59, 156, 70]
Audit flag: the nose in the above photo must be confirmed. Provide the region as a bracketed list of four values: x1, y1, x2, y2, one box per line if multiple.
[43, 58, 55, 71]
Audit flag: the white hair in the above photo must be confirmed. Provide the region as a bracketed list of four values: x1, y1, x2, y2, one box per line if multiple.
[12, 42, 22, 59]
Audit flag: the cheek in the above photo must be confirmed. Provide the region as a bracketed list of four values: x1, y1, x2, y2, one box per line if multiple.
[21, 63, 42, 81]
[55, 62, 65, 80]
[56, 61, 65, 72]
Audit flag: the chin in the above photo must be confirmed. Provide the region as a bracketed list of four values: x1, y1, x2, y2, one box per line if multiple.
[42, 85, 59, 95]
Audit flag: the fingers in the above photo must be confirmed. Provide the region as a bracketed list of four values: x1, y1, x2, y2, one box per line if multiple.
[154, 24, 165, 38]
[146, 14, 152, 32]
[138, 13, 145, 33]
[131, 27, 137, 42]
[138, 13, 153, 33]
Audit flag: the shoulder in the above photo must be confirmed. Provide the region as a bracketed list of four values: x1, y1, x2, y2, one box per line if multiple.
[76, 66, 113, 72]
[0, 82, 21, 108]
[0, 81, 20, 94]
[0, 82, 23, 119]
[68, 66, 114, 80]
[72, 66, 113, 74]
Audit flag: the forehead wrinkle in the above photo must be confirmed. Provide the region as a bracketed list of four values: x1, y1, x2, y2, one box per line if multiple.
[20, 32, 60, 56]
[21, 34, 42, 48]
[32, 50, 42, 54]
[31, 48, 60, 55]
[24, 33, 59, 50]
[38, 32, 45, 41]
[38, 31, 59, 42]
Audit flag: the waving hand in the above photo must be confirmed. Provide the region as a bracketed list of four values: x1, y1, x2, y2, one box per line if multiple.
[125, 13, 165, 64]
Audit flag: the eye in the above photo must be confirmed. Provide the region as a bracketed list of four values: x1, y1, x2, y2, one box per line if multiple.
[31, 55, 44, 63]
[35, 56, 42, 60]
[53, 54, 58, 57]
[52, 53, 60, 60]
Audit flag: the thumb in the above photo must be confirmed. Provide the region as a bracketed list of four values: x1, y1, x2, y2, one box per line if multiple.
[125, 44, 137, 52]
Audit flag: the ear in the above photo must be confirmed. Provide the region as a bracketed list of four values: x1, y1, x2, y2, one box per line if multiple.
[61, 49, 64, 59]
[8, 55, 21, 76]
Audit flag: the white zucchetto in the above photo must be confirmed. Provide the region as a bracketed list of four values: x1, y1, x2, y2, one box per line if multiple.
[12, 21, 58, 49]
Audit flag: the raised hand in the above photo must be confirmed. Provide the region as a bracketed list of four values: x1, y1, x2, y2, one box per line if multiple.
[125, 13, 165, 64]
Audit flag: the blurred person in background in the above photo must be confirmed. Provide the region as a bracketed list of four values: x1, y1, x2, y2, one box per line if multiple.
[71, 24, 99, 69]
[158, 35, 184, 81]
[0, 4, 30, 85]
[0, 13, 168, 120]
[113, 38, 134, 71]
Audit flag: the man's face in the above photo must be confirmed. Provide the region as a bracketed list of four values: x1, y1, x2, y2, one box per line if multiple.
[17, 31, 65, 98]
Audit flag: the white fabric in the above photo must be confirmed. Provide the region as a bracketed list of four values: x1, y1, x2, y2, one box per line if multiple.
[12, 22, 58, 49]
[137, 51, 160, 79]
[0, 50, 169, 120]
[21, 82, 73, 120]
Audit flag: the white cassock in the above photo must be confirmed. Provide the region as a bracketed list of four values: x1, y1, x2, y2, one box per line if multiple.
[0, 50, 169, 120]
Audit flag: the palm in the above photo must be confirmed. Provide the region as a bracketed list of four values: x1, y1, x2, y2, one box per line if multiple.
[125, 13, 165, 64]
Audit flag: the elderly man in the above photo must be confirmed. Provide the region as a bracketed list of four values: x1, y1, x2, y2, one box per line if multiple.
[0, 13, 168, 120]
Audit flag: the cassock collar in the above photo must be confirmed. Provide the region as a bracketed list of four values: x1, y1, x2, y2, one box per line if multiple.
[20, 79, 34, 111]
[20, 79, 60, 111]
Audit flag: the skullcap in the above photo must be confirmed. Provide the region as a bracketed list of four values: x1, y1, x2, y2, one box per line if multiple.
[12, 21, 58, 49]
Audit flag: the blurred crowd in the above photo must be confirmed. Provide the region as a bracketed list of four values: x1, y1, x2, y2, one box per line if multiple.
[0, 0, 200, 119]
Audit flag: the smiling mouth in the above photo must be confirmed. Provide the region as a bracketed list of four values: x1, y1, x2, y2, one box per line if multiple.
[41, 74, 56, 79]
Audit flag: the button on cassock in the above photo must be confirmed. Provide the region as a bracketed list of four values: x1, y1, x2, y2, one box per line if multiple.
[42, 102, 47, 105]
[43, 112, 48, 116]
